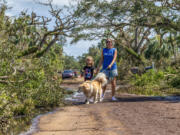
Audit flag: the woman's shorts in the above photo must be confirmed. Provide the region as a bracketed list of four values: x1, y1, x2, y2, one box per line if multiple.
[101, 69, 118, 79]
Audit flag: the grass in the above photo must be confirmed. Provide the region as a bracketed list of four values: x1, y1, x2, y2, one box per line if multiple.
[62, 77, 84, 84]
[117, 84, 180, 96]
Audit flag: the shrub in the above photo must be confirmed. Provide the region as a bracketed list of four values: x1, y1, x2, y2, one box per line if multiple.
[132, 69, 164, 86]
[169, 77, 180, 88]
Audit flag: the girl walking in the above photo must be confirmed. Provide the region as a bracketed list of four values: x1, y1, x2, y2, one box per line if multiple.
[83, 56, 95, 81]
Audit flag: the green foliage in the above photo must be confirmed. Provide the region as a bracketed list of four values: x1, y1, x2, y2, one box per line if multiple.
[72, 0, 180, 67]
[0, 49, 65, 133]
[0, 0, 180, 133]
[118, 85, 163, 96]
[126, 67, 180, 96]
[0, 5, 66, 134]
[164, 66, 177, 74]
[145, 39, 173, 62]
[77, 45, 101, 70]
[169, 77, 180, 88]
[63, 55, 80, 70]
[163, 66, 180, 88]
[118, 84, 180, 96]
[132, 69, 164, 86]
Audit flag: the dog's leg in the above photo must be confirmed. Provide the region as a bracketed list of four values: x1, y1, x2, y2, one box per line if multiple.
[99, 83, 103, 102]
[93, 92, 98, 104]
[99, 88, 103, 102]
[84, 98, 87, 104]
[85, 97, 90, 104]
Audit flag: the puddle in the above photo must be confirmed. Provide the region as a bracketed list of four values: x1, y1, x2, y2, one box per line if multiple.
[162, 96, 180, 102]
[65, 91, 85, 102]
[19, 88, 83, 135]
[19, 110, 56, 135]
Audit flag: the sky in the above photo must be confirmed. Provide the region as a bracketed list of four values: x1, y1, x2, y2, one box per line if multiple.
[5, 0, 99, 58]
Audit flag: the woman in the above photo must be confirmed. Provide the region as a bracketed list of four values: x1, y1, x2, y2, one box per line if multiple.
[97, 39, 118, 101]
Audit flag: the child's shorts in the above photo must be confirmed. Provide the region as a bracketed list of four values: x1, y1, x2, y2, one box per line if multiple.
[101, 69, 118, 80]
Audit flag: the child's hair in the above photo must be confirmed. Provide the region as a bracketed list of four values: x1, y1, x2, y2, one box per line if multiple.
[86, 56, 94, 66]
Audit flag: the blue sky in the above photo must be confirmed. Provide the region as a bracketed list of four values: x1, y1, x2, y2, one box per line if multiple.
[6, 0, 99, 58]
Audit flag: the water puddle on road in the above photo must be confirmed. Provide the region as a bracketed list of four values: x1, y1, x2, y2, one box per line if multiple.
[160, 96, 180, 102]
[19, 110, 57, 135]
[19, 88, 83, 135]
[65, 91, 85, 102]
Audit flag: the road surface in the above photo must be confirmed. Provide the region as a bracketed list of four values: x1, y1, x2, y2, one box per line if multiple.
[33, 78, 180, 135]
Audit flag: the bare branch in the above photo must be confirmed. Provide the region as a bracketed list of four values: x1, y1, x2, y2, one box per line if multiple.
[136, 28, 151, 54]
[0, 76, 9, 79]
[12, 67, 16, 76]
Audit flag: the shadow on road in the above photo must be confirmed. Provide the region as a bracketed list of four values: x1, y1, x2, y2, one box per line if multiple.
[102, 95, 180, 103]
[65, 95, 180, 107]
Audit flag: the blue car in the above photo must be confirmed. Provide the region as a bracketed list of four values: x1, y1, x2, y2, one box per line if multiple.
[62, 70, 75, 79]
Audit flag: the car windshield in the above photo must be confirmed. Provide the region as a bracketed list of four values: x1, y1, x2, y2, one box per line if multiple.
[64, 70, 73, 73]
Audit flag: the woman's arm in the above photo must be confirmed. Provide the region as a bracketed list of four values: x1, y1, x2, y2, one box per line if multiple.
[108, 49, 117, 69]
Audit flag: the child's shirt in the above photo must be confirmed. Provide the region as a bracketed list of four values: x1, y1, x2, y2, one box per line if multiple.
[83, 66, 94, 81]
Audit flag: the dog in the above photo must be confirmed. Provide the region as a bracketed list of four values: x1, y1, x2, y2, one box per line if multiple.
[78, 72, 108, 104]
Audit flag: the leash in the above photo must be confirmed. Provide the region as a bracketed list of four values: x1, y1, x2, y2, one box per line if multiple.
[101, 68, 112, 81]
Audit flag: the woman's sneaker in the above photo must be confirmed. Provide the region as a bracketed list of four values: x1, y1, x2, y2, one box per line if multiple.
[100, 94, 105, 102]
[112, 96, 118, 101]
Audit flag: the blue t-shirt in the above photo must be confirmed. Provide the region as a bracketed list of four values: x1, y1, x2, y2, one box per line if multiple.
[102, 48, 117, 70]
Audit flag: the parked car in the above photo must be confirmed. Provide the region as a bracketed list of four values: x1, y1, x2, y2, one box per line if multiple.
[62, 70, 75, 79]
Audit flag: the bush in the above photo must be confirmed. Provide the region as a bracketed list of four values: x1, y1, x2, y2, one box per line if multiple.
[132, 69, 164, 86]
[0, 46, 65, 134]
[0, 6, 67, 134]
[169, 77, 180, 88]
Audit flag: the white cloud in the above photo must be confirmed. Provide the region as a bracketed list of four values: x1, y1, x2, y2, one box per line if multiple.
[63, 40, 99, 58]
[36, 0, 73, 6]
[5, 12, 13, 16]
[7, 0, 73, 7]
[7, 0, 32, 5]
[51, 0, 72, 6]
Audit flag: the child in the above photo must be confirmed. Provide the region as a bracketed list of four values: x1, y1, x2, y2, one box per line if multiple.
[83, 56, 95, 81]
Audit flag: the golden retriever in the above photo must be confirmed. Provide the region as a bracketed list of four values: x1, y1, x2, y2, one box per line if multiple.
[78, 72, 107, 104]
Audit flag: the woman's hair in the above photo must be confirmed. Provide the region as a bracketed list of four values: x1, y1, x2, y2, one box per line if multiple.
[86, 56, 94, 66]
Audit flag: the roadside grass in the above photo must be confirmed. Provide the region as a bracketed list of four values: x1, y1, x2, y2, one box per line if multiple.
[62, 77, 84, 84]
[117, 85, 180, 96]
[117, 68, 180, 97]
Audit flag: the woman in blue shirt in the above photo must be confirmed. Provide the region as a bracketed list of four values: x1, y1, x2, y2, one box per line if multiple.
[97, 39, 118, 101]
